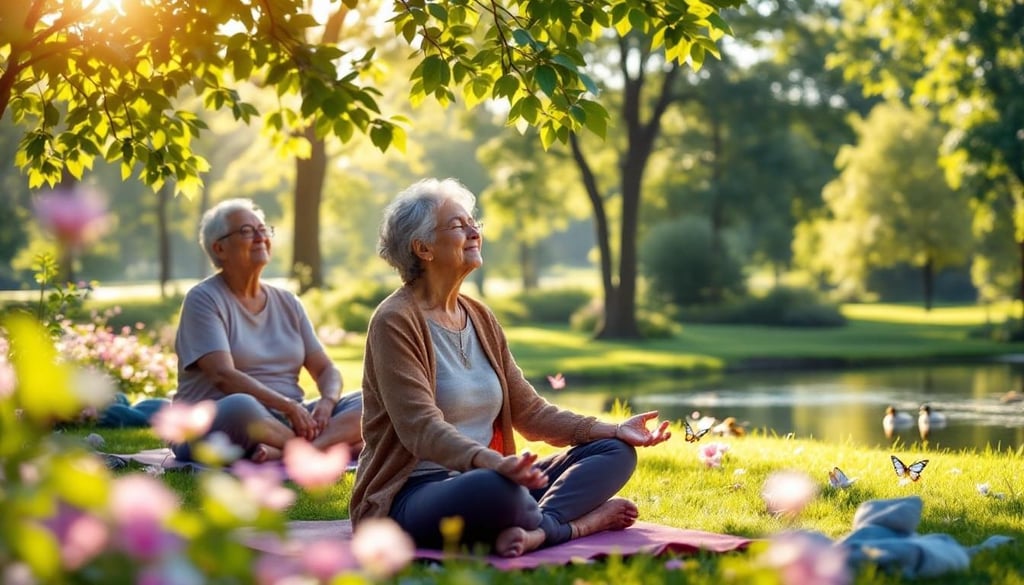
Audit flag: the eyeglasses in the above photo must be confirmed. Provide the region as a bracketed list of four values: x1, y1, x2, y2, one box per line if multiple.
[217, 224, 275, 241]
[436, 219, 483, 234]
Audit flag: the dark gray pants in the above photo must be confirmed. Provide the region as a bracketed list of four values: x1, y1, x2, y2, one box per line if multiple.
[170, 392, 362, 462]
[389, 438, 637, 551]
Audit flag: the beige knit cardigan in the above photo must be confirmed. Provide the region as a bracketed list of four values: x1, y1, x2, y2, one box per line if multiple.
[349, 285, 600, 525]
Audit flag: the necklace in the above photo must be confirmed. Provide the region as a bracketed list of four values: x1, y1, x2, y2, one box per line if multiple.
[430, 305, 471, 368]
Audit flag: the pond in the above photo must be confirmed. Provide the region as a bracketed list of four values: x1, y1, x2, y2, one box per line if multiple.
[540, 359, 1024, 452]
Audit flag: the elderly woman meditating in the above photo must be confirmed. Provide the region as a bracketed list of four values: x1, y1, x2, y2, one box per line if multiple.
[350, 178, 670, 557]
[170, 198, 361, 463]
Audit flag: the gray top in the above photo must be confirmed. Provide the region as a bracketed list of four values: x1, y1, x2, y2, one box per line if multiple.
[412, 315, 502, 475]
[174, 274, 323, 403]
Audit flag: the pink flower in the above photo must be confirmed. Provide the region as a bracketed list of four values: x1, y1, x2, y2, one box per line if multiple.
[32, 186, 110, 249]
[546, 373, 566, 390]
[232, 460, 296, 511]
[254, 554, 303, 585]
[351, 518, 414, 579]
[44, 503, 110, 570]
[151, 401, 216, 443]
[762, 470, 818, 518]
[282, 439, 349, 491]
[109, 475, 181, 560]
[301, 539, 356, 581]
[697, 442, 729, 469]
[761, 532, 851, 585]
[0, 361, 15, 398]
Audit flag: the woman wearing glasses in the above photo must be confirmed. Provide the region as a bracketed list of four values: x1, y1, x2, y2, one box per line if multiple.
[170, 198, 361, 463]
[351, 178, 670, 557]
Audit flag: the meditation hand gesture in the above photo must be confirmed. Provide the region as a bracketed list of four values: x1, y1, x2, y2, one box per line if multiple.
[615, 411, 671, 447]
[495, 450, 549, 490]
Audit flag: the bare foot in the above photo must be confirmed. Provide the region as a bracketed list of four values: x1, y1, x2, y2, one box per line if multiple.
[250, 443, 283, 463]
[495, 526, 546, 558]
[569, 497, 638, 540]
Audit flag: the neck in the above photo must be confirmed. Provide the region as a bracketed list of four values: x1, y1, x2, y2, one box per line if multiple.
[219, 268, 262, 298]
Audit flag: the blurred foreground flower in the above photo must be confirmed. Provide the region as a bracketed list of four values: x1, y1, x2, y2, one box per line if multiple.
[282, 439, 349, 491]
[232, 460, 295, 511]
[351, 518, 415, 579]
[761, 532, 850, 585]
[762, 470, 818, 518]
[697, 442, 729, 469]
[32, 186, 110, 249]
[301, 539, 356, 581]
[547, 373, 566, 390]
[151, 401, 216, 443]
[45, 503, 110, 570]
[109, 475, 182, 560]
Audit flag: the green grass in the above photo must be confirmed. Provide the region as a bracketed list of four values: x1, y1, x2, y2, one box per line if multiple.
[67, 419, 1024, 584]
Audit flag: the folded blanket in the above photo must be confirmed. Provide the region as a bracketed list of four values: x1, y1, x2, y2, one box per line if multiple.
[804, 496, 1013, 579]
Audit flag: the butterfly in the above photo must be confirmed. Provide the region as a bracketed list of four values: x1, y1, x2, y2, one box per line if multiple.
[828, 466, 857, 489]
[890, 455, 929, 482]
[546, 373, 566, 390]
[684, 419, 711, 443]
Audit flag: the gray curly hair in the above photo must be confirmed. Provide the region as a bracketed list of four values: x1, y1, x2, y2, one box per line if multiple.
[378, 178, 476, 283]
[198, 198, 266, 269]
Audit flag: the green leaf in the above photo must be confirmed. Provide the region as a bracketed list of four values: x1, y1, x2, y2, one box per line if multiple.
[493, 74, 520, 99]
[369, 124, 392, 152]
[421, 55, 450, 94]
[13, 522, 61, 580]
[6, 315, 78, 424]
[535, 65, 558, 97]
[43, 102, 60, 127]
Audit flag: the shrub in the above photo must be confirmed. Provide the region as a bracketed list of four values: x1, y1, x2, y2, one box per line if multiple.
[640, 217, 745, 307]
[570, 301, 680, 339]
[484, 295, 529, 325]
[302, 281, 395, 334]
[679, 286, 846, 328]
[514, 288, 592, 324]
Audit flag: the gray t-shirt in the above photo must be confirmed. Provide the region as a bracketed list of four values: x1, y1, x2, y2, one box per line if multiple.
[174, 274, 323, 403]
[413, 316, 502, 475]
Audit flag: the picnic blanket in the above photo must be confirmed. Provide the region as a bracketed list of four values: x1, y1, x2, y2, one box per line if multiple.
[241, 519, 752, 570]
[101, 447, 358, 474]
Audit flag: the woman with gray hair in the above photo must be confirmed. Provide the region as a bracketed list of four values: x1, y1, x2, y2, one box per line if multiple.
[171, 198, 361, 463]
[351, 178, 670, 557]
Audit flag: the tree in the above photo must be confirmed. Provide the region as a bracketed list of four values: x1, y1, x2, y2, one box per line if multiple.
[832, 0, 1024, 315]
[801, 102, 973, 309]
[1, 0, 739, 194]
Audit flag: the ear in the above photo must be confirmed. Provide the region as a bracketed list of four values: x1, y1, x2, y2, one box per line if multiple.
[412, 239, 433, 262]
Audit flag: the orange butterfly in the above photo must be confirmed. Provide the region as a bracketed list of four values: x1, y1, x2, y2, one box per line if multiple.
[684, 419, 710, 443]
[890, 455, 929, 482]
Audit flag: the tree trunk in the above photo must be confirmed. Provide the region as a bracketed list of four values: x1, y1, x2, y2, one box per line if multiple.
[292, 125, 326, 293]
[1018, 238, 1024, 321]
[520, 240, 538, 291]
[290, 6, 347, 294]
[157, 181, 172, 299]
[922, 255, 934, 312]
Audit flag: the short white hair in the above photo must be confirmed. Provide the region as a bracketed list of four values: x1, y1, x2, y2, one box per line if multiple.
[199, 198, 266, 268]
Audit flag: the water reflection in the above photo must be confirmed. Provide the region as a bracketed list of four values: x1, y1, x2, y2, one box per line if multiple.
[541, 361, 1024, 452]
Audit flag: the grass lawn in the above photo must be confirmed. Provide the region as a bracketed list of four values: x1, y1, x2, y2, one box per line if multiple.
[53, 299, 1024, 583]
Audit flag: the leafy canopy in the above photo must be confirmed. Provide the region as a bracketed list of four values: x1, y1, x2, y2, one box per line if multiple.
[0, 0, 741, 196]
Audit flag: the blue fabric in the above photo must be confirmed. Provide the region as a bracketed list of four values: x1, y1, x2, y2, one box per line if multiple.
[95, 395, 170, 428]
[792, 496, 1013, 578]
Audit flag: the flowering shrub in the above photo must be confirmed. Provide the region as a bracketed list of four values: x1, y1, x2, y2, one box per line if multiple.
[0, 315, 415, 584]
[59, 314, 178, 398]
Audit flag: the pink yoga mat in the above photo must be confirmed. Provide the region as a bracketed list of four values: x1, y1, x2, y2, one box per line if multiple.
[241, 520, 751, 570]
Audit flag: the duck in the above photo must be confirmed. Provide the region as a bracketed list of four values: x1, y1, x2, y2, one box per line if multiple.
[710, 416, 746, 437]
[882, 405, 914, 439]
[918, 404, 947, 440]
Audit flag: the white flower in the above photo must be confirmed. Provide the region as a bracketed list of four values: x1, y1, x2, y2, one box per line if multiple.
[762, 470, 818, 517]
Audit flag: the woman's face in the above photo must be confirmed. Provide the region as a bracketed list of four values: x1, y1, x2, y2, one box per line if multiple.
[424, 197, 483, 279]
[212, 209, 272, 272]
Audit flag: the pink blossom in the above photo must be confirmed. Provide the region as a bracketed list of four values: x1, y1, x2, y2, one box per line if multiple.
[151, 401, 216, 443]
[282, 439, 349, 491]
[232, 460, 296, 511]
[546, 373, 566, 390]
[351, 518, 414, 579]
[0, 361, 15, 398]
[44, 503, 110, 570]
[301, 539, 356, 581]
[697, 442, 729, 469]
[109, 475, 181, 560]
[1, 562, 36, 585]
[762, 470, 818, 518]
[32, 186, 110, 249]
[761, 532, 851, 585]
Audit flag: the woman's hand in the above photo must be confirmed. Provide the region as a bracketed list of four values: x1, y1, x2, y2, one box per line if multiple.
[310, 398, 335, 433]
[494, 451, 549, 490]
[615, 411, 672, 447]
[285, 402, 319, 440]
